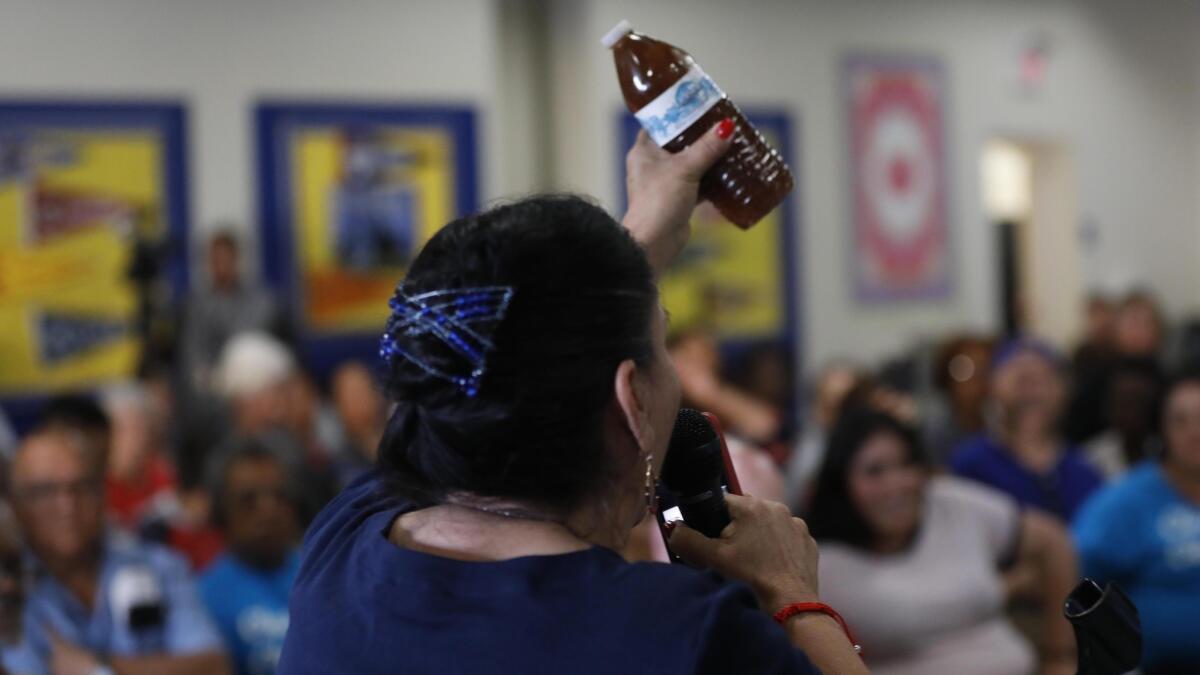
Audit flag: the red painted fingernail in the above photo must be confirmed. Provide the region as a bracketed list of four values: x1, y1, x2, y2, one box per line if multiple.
[716, 118, 734, 139]
[664, 521, 678, 535]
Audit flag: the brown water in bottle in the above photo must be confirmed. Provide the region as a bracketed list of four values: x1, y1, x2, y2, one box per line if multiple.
[604, 21, 794, 229]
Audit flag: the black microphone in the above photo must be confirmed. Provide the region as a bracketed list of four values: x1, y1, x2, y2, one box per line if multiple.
[660, 409, 731, 538]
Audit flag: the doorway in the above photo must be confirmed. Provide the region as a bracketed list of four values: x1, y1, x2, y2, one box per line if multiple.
[981, 138, 1081, 347]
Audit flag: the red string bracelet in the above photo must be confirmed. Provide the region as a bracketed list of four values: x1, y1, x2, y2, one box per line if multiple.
[772, 602, 863, 656]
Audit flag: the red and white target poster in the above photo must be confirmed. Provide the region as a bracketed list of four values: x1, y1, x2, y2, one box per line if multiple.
[845, 55, 951, 302]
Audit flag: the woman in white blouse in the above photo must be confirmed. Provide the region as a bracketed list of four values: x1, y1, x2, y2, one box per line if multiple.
[805, 408, 1079, 675]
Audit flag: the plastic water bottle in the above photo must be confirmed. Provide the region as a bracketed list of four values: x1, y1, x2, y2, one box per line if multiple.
[604, 20, 795, 229]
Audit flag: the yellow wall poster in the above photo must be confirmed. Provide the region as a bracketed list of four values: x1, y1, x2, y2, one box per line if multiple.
[0, 104, 187, 397]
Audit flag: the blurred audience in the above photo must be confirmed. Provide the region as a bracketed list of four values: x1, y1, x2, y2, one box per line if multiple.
[1074, 292, 1117, 368]
[181, 231, 281, 397]
[668, 330, 786, 501]
[329, 362, 386, 488]
[280, 370, 340, 475]
[40, 395, 110, 475]
[786, 361, 862, 510]
[212, 332, 337, 520]
[101, 384, 178, 532]
[669, 331, 781, 445]
[1112, 290, 1166, 360]
[215, 332, 296, 438]
[1083, 357, 1164, 479]
[200, 438, 301, 675]
[951, 339, 1104, 522]
[808, 408, 1078, 675]
[1074, 371, 1200, 674]
[840, 375, 920, 427]
[152, 476, 226, 573]
[790, 370, 921, 510]
[4, 427, 229, 674]
[926, 334, 995, 463]
[3, 211, 1191, 675]
[725, 341, 798, 445]
[1065, 289, 1166, 444]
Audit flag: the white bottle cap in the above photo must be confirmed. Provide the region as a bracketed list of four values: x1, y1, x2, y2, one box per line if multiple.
[601, 19, 633, 48]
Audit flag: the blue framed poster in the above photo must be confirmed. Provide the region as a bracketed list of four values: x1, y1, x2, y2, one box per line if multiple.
[256, 103, 478, 376]
[0, 101, 188, 401]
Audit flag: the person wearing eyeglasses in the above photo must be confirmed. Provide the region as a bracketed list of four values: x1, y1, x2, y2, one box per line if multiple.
[199, 437, 302, 675]
[4, 426, 229, 675]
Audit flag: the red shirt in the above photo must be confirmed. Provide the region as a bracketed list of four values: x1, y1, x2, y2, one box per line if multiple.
[106, 453, 177, 529]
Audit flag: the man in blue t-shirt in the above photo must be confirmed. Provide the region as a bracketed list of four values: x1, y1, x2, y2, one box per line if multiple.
[951, 339, 1104, 522]
[201, 438, 303, 675]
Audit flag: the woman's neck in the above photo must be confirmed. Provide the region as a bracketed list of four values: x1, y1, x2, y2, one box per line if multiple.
[872, 527, 918, 556]
[388, 500, 630, 562]
[1004, 429, 1060, 474]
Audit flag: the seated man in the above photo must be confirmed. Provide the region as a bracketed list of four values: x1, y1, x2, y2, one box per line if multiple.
[200, 438, 302, 675]
[4, 427, 229, 675]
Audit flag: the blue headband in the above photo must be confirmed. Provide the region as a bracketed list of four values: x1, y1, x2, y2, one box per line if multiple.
[379, 285, 515, 397]
[991, 337, 1063, 374]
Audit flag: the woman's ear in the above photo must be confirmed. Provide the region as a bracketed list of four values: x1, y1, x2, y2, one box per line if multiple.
[614, 358, 648, 451]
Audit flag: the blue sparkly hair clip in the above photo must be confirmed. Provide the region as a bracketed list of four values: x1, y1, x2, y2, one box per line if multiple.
[379, 285, 515, 397]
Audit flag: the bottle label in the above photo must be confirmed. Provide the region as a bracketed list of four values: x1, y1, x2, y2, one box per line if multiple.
[634, 65, 725, 146]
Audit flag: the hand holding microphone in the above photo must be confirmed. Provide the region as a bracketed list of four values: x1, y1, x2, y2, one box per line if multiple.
[669, 493, 821, 612]
[661, 409, 820, 612]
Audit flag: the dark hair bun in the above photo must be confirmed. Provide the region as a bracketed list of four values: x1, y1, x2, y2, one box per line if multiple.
[377, 195, 658, 511]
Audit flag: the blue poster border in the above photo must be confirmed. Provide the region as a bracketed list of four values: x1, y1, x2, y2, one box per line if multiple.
[255, 102, 479, 378]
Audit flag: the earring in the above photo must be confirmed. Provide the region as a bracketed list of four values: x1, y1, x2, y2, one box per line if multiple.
[643, 453, 656, 515]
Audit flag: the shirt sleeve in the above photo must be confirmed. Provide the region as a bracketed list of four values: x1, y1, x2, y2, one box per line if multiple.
[934, 476, 1022, 565]
[693, 583, 821, 675]
[156, 549, 225, 655]
[1, 638, 44, 675]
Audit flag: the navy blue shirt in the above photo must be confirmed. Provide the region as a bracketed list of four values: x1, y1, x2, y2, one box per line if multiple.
[950, 434, 1104, 522]
[278, 472, 820, 674]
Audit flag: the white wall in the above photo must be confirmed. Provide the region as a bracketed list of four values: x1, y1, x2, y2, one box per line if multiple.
[548, 0, 1200, 372]
[0, 0, 521, 270]
[2, 0, 1196, 372]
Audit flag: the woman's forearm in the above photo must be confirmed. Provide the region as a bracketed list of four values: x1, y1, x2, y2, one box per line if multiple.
[1038, 527, 1078, 663]
[780, 613, 869, 675]
[1021, 511, 1079, 669]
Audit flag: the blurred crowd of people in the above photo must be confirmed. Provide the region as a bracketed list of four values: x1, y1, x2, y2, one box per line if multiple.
[665, 286, 1199, 675]
[0, 225, 1195, 674]
[0, 233, 387, 675]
